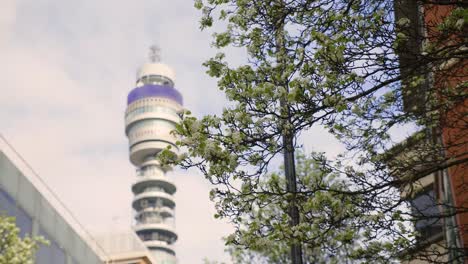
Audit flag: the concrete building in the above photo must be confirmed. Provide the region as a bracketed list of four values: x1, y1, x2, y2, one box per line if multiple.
[96, 232, 157, 264]
[0, 137, 104, 264]
[1, 127, 158, 264]
[124, 52, 183, 264]
[387, 133, 448, 263]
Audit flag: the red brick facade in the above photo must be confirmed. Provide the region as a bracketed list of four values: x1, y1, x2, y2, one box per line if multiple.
[423, 2, 468, 251]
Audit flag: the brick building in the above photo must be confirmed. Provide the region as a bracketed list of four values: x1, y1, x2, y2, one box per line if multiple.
[394, 1, 467, 262]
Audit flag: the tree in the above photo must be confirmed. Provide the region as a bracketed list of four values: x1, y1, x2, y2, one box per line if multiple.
[160, 0, 467, 263]
[0, 215, 47, 264]
[224, 151, 366, 264]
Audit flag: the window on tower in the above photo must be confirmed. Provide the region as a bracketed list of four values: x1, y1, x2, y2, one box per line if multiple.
[125, 105, 179, 120]
[138, 75, 174, 87]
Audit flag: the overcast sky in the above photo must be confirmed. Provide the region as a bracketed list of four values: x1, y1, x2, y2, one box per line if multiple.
[0, 0, 346, 263]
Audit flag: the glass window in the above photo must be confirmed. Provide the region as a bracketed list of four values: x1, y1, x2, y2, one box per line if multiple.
[36, 229, 52, 264]
[410, 188, 443, 240]
[0, 187, 16, 216]
[0, 188, 32, 237]
[36, 228, 66, 264]
[152, 232, 160, 240]
[145, 212, 162, 224]
[138, 75, 174, 87]
[51, 241, 66, 264]
[15, 206, 32, 237]
[138, 165, 164, 178]
[156, 199, 163, 207]
[126, 105, 178, 120]
[130, 119, 164, 130]
[70, 257, 78, 264]
[139, 232, 152, 241]
[144, 186, 163, 193]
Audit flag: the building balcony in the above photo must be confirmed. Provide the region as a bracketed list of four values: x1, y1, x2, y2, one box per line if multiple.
[144, 240, 175, 254]
[129, 141, 179, 166]
[132, 191, 175, 211]
[134, 223, 177, 241]
[137, 159, 172, 174]
[135, 207, 175, 219]
[132, 177, 176, 195]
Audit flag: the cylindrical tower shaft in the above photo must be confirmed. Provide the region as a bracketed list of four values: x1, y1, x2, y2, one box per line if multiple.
[125, 59, 182, 264]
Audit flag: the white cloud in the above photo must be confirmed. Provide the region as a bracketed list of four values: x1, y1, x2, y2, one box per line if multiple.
[1, 1, 232, 263]
[0, 0, 17, 44]
[0, 1, 349, 263]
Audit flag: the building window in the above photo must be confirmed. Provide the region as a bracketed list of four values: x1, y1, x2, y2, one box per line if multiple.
[15, 206, 32, 237]
[0, 187, 15, 216]
[0, 188, 32, 237]
[138, 75, 174, 87]
[410, 188, 443, 241]
[36, 228, 66, 263]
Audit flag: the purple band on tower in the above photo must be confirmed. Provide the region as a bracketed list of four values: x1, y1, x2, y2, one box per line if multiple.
[127, 85, 183, 105]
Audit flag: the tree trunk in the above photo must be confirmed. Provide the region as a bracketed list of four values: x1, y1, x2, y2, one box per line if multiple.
[274, 1, 303, 263]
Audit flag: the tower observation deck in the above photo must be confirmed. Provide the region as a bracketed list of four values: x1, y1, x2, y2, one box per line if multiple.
[125, 51, 182, 264]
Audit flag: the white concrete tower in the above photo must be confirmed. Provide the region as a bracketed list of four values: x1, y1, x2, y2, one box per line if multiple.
[125, 48, 182, 264]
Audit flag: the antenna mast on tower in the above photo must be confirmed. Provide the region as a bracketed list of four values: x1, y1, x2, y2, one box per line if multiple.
[148, 45, 161, 63]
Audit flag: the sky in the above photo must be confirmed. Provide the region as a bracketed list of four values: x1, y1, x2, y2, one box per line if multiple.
[0, 0, 345, 263]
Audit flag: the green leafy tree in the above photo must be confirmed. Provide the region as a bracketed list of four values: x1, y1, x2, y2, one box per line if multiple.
[224, 151, 366, 264]
[0, 215, 47, 264]
[160, 0, 467, 263]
